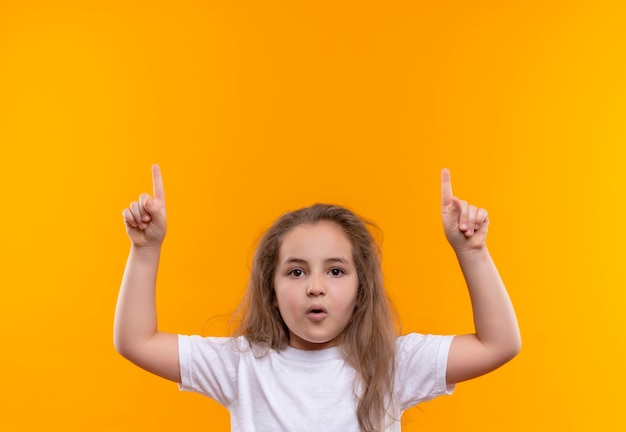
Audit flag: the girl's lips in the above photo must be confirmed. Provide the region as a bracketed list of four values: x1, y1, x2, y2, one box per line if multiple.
[306, 304, 327, 314]
[306, 310, 328, 322]
[306, 305, 328, 321]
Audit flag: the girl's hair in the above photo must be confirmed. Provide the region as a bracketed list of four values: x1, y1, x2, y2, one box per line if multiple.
[234, 203, 398, 432]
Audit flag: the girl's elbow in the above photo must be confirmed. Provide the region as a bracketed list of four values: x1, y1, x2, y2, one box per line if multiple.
[113, 332, 137, 361]
[113, 336, 130, 359]
[502, 334, 522, 363]
[489, 333, 521, 367]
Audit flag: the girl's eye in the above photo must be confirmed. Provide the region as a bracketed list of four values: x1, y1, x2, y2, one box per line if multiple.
[329, 268, 344, 276]
[289, 268, 304, 277]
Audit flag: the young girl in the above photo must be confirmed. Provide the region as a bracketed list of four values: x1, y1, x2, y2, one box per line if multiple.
[114, 165, 520, 432]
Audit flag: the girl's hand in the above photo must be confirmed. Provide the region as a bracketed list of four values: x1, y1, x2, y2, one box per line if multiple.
[122, 164, 167, 248]
[441, 168, 488, 254]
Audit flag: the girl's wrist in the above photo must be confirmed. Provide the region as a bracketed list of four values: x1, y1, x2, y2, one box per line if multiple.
[129, 244, 163, 258]
[454, 245, 490, 263]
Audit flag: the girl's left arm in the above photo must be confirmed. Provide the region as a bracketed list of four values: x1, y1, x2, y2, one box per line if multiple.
[440, 169, 521, 385]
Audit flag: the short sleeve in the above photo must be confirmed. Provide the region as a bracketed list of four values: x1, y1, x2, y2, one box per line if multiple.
[395, 333, 455, 410]
[177, 335, 242, 407]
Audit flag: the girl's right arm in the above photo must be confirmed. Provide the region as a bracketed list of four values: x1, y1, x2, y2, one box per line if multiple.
[113, 164, 181, 383]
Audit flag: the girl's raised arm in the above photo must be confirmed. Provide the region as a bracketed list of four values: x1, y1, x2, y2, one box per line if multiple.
[440, 168, 521, 385]
[114, 164, 181, 383]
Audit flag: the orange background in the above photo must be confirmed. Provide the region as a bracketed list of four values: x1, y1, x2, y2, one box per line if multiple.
[1, 1, 625, 430]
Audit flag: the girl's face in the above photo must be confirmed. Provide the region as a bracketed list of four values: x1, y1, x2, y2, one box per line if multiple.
[274, 221, 358, 350]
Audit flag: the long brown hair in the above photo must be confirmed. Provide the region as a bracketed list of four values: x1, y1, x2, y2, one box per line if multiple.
[234, 203, 398, 432]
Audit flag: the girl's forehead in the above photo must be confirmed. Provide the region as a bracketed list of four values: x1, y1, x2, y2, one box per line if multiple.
[278, 221, 354, 262]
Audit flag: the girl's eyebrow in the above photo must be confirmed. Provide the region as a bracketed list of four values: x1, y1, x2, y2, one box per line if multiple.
[282, 257, 350, 266]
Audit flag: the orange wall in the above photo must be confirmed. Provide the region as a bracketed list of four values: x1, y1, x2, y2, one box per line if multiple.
[1, 1, 625, 430]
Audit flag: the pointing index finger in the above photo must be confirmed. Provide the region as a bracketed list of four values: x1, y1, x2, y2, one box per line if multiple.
[441, 168, 453, 208]
[152, 164, 165, 203]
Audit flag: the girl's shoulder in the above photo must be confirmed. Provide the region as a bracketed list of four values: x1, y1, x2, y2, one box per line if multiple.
[396, 333, 455, 356]
[180, 334, 290, 359]
[394, 333, 456, 408]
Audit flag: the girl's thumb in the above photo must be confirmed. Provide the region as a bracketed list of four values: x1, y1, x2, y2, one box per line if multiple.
[145, 199, 166, 223]
[144, 198, 154, 213]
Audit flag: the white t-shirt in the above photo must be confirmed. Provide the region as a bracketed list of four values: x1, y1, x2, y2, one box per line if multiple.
[178, 333, 454, 432]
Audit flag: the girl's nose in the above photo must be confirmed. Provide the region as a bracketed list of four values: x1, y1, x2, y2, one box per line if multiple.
[306, 274, 326, 296]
